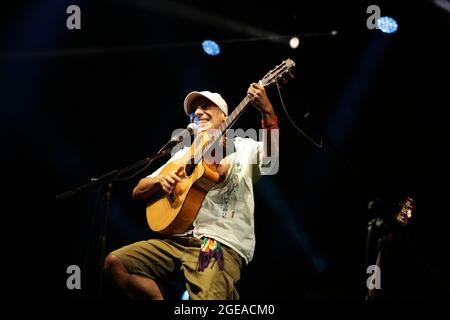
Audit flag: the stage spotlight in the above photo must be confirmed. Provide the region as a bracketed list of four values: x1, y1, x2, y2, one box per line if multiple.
[202, 40, 220, 56]
[377, 16, 398, 34]
[181, 289, 189, 300]
[289, 36, 300, 49]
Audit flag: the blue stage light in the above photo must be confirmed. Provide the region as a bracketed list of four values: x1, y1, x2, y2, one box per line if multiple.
[181, 290, 189, 300]
[202, 40, 220, 56]
[377, 16, 398, 34]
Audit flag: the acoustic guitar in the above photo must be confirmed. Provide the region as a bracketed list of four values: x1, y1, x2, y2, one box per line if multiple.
[146, 59, 295, 235]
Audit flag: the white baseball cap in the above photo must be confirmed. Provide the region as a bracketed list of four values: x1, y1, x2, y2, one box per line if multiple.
[183, 91, 228, 116]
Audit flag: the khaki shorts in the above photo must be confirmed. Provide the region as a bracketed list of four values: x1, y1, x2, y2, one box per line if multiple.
[110, 236, 243, 300]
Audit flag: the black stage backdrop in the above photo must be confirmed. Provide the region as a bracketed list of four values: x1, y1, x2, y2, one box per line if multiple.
[1, 0, 449, 301]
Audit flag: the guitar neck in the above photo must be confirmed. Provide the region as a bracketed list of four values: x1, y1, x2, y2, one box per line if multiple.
[218, 95, 252, 135]
[193, 95, 252, 162]
[192, 58, 295, 162]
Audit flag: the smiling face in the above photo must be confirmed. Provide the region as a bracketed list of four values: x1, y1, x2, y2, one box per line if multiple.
[191, 97, 227, 132]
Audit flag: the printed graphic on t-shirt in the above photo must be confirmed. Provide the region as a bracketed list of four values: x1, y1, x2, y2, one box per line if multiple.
[219, 162, 241, 218]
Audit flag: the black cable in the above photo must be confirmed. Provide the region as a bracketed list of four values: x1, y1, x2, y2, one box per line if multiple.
[275, 79, 323, 148]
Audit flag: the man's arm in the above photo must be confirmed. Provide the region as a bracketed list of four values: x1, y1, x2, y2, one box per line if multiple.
[248, 82, 276, 124]
[247, 83, 279, 159]
[132, 169, 183, 200]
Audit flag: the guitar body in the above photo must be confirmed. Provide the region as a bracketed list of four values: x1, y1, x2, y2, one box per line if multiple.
[146, 138, 222, 235]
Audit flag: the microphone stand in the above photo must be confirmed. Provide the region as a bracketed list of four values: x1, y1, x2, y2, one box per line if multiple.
[300, 115, 392, 299]
[56, 141, 176, 297]
[319, 131, 390, 299]
[315, 127, 422, 299]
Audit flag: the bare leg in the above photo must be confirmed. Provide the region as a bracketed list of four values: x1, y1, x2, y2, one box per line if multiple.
[103, 254, 163, 300]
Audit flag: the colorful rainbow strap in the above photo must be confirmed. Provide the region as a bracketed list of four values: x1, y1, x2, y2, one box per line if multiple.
[197, 237, 224, 271]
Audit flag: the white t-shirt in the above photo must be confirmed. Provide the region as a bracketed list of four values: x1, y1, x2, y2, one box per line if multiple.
[149, 135, 278, 264]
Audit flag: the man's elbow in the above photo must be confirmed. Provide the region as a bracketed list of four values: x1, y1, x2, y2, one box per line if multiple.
[131, 179, 147, 200]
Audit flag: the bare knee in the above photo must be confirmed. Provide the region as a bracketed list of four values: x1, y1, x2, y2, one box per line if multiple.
[103, 254, 163, 299]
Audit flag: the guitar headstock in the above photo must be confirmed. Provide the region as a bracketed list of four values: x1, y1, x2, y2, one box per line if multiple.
[260, 58, 295, 87]
[395, 197, 415, 226]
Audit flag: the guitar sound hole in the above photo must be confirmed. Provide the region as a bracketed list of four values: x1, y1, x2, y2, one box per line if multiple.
[168, 192, 175, 205]
[185, 160, 196, 176]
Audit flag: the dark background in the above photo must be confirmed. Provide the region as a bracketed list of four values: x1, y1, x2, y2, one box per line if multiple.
[1, 0, 449, 300]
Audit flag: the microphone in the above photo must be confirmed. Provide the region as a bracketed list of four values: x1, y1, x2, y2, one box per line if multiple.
[170, 123, 198, 143]
[158, 123, 198, 155]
